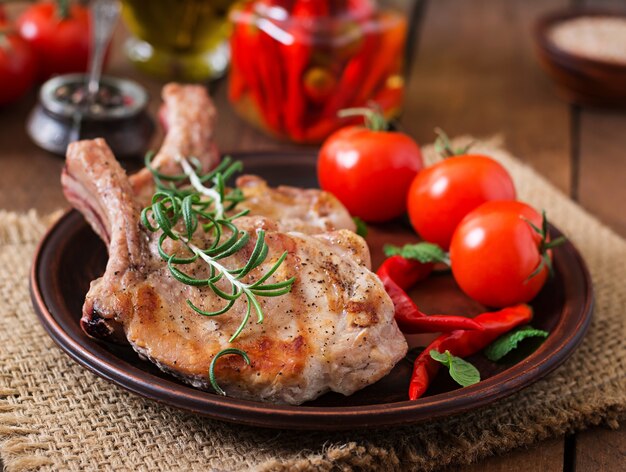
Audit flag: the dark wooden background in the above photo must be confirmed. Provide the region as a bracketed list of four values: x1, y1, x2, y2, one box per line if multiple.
[1, 0, 624, 470]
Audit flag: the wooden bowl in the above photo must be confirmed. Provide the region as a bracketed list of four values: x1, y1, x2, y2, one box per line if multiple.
[534, 10, 626, 107]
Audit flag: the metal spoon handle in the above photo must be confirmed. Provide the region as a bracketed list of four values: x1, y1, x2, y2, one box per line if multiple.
[87, 0, 121, 100]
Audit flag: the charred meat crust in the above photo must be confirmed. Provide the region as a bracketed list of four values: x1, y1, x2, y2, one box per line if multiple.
[81, 309, 113, 338]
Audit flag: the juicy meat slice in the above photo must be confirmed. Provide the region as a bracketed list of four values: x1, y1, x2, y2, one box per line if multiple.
[131, 83, 220, 206]
[236, 175, 356, 234]
[128, 83, 354, 235]
[63, 139, 408, 404]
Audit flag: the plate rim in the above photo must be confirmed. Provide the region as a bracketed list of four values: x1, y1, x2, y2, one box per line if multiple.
[29, 151, 594, 430]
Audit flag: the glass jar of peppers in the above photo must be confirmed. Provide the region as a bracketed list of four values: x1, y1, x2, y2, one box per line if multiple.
[228, 0, 414, 143]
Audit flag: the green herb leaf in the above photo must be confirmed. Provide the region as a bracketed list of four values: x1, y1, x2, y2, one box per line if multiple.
[141, 154, 297, 396]
[209, 348, 250, 395]
[429, 349, 450, 364]
[449, 356, 481, 387]
[429, 349, 480, 387]
[383, 242, 450, 265]
[484, 326, 549, 362]
[141, 156, 295, 344]
[353, 217, 368, 238]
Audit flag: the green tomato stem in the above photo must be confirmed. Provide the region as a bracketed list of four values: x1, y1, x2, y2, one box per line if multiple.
[57, 0, 70, 20]
[338, 106, 389, 132]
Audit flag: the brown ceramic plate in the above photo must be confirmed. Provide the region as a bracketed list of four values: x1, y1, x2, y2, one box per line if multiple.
[30, 151, 593, 430]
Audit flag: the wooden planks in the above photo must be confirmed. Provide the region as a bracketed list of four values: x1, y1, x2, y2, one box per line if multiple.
[402, 0, 572, 194]
[577, 110, 626, 237]
[575, 425, 626, 471]
[450, 439, 564, 472]
[0, 91, 66, 214]
[573, 0, 626, 238]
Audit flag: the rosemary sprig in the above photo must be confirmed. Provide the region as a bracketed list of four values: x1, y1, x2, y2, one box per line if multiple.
[209, 348, 250, 395]
[141, 153, 295, 395]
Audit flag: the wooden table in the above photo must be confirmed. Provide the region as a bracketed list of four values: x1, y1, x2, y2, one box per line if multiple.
[1, 0, 624, 470]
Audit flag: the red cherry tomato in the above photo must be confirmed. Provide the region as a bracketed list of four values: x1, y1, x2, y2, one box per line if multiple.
[449, 201, 550, 308]
[407, 155, 516, 249]
[318, 119, 423, 223]
[17, 1, 91, 80]
[0, 30, 37, 106]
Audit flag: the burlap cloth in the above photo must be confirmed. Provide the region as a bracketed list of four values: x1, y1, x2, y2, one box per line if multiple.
[1, 138, 625, 472]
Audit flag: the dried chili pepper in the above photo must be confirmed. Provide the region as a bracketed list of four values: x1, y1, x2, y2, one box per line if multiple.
[408, 304, 533, 400]
[376, 255, 483, 333]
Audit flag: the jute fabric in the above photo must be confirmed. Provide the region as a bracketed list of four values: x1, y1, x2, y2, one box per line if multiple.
[1, 138, 624, 471]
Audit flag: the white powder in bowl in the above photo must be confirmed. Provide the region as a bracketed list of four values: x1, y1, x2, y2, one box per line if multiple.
[549, 16, 626, 65]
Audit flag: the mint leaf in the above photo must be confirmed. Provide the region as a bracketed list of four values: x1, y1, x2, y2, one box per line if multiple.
[484, 326, 549, 362]
[449, 356, 481, 387]
[383, 242, 450, 265]
[429, 349, 451, 365]
[429, 350, 480, 387]
[353, 217, 368, 238]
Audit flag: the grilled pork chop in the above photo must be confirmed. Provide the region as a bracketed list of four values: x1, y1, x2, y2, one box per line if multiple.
[62, 139, 407, 404]
[129, 84, 355, 235]
[131, 83, 220, 206]
[237, 175, 356, 234]
[62, 84, 406, 404]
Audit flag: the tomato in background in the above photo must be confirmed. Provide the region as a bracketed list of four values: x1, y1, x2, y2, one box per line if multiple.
[449, 201, 558, 308]
[17, 1, 91, 80]
[406, 132, 516, 249]
[0, 29, 37, 106]
[318, 108, 423, 223]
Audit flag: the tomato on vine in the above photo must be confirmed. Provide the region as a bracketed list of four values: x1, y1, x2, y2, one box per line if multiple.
[318, 107, 423, 223]
[407, 129, 516, 249]
[449, 201, 565, 308]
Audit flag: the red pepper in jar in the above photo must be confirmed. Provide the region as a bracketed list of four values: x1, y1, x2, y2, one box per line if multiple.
[352, 11, 407, 106]
[321, 25, 376, 119]
[376, 256, 483, 334]
[278, 0, 323, 140]
[229, 3, 268, 124]
[303, 66, 337, 104]
[371, 75, 404, 117]
[256, 19, 287, 133]
[408, 304, 534, 400]
[229, 0, 408, 143]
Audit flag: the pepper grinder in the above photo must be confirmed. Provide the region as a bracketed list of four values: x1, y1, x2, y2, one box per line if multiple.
[26, 0, 154, 158]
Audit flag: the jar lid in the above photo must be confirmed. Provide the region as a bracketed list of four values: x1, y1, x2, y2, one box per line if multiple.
[39, 74, 149, 121]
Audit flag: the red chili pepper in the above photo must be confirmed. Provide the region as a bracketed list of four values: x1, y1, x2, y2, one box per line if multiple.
[408, 304, 533, 400]
[321, 29, 376, 119]
[256, 24, 286, 132]
[302, 66, 337, 103]
[352, 11, 407, 107]
[278, 0, 324, 140]
[370, 77, 404, 116]
[257, 0, 295, 8]
[291, 0, 330, 17]
[346, 0, 376, 19]
[229, 4, 268, 123]
[376, 256, 483, 333]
